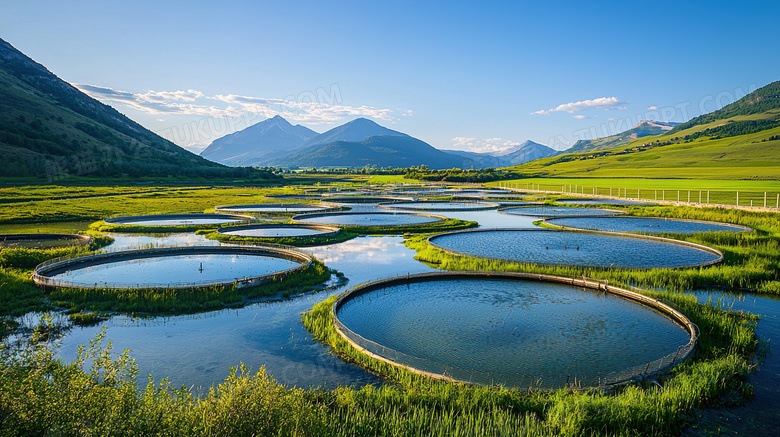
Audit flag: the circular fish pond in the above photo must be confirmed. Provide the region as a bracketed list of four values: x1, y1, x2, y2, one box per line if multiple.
[546, 216, 751, 235]
[215, 203, 336, 214]
[428, 229, 722, 269]
[555, 198, 656, 206]
[501, 206, 624, 217]
[293, 212, 444, 228]
[334, 272, 695, 389]
[104, 213, 252, 227]
[217, 223, 341, 239]
[323, 196, 414, 204]
[33, 246, 311, 289]
[0, 233, 91, 249]
[378, 201, 499, 211]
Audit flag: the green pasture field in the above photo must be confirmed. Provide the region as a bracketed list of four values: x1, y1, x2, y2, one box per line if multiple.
[492, 178, 780, 207]
[0, 185, 323, 224]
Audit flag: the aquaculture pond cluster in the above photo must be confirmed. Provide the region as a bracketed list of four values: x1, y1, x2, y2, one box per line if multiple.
[1, 183, 776, 435]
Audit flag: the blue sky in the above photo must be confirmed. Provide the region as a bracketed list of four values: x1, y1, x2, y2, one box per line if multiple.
[2, 0, 778, 153]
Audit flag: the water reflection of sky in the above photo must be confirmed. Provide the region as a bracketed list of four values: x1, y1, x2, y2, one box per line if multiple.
[338, 278, 690, 388]
[218, 206, 324, 212]
[546, 216, 748, 234]
[296, 212, 440, 227]
[118, 218, 240, 226]
[55, 235, 431, 391]
[104, 233, 219, 251]
[52, 254, 299, 287]
[502, 206, 624, 217]
[686, 291, 780, 434]
[223, 228, 325, 237]
[48, 204, 780, 427]
[431, 230, 721, 268]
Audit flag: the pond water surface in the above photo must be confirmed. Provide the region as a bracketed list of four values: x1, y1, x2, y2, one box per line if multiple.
[502, 206, 624, 217]
[117, 218, 242, 226]
[547, 216, 749, 234]
[46, 206, 780, 433]
[222, 227, 331, 237]
[379, 201, 498, 211]
[218, 206, 327, 213]
[49, 253, 301, 287]
[430, 230, 721, 268]
[338, 277, 690, 388]
[295, 212, 441, 227]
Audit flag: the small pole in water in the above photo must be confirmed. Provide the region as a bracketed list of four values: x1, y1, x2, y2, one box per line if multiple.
[199, 262, 203, 272]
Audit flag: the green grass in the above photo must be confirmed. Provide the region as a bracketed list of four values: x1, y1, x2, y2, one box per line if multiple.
[0, 182, 771, 436]
[0, 185, 209, 203]
[0, 285, 756, 437]
[492, 178, 780, 207]
[504, 124, 780, 180]
[0, 221, 97, 233]
[0, 234, 113, 316]
[323, 217, 478, 235]
[0, 236, 332, 315]
[405, 206, 780, 295]
[47, 259, 332, 315]
[198, 228, 359, 247]
[493, 178, 780, 192]
[89, 219, 247, 234]
[0, 185, 327, 224]
[356, 174, 419, 184]
[296, 287, 756, 436]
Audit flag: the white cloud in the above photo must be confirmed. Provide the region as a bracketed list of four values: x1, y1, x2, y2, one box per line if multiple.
[573, 115, 587, 119]
[532, 96, 627, 115]
[647, 105, 658, 110]
[75, 84, 405, 125]
[451, 137, 523, 154]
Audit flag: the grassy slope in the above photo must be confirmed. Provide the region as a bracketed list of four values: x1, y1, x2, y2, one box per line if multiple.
[565, 122, 675, 154]
[508, 110, 780, 180]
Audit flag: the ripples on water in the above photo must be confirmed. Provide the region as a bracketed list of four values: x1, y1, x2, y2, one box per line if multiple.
[338, 278, 689, 387]
[431, 230, 720, 268]
[118, 218, 240, 226]
[296, 213, 440, 226]
[218, 206, 325, 213]
[381, 201, 496, 210]
[547, 216, 748, 234]
[223, 228, 327, 237]
[502, 206, 624, 217]
[52, 253, 300, 287]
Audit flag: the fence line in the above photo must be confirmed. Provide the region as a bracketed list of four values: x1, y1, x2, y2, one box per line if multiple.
[497, 182, 780, 211]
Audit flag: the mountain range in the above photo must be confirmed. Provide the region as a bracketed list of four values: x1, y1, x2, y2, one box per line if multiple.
[201, 116, 559, 169]
[200, 115, 317, 166]
[564, 120, 680, 154]
[0, 37, 262, 180]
